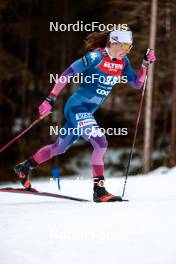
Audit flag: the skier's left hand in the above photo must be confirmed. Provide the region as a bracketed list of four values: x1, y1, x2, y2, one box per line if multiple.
[143, 49, 156, 67]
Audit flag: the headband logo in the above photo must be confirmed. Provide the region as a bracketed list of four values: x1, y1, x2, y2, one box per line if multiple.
[111, 36, 118, 42]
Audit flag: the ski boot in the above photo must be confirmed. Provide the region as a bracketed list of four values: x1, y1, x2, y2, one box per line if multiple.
[14, 158, 38, 189]
[93, 177, 122, 202]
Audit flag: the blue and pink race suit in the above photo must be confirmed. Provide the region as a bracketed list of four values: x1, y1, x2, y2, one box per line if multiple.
[32, 48, 147, 178]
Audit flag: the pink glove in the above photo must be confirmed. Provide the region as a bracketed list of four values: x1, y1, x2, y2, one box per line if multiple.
[38, 96, 55, 117]
[147, 50, 156, 63]
[143, 49, 156, 67]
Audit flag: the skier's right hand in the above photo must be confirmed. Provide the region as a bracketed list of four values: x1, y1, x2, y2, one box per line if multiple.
[38, 96, 55, 117]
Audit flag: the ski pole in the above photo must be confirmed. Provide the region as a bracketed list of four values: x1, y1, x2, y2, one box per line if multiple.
[0, 114, 49, 153]
[122, 73, 148, 198]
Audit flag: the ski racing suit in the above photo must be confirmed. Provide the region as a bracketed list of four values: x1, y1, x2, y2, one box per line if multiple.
[32, 48, 147, 178]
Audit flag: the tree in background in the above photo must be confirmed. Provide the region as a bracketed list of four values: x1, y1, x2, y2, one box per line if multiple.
[144, 0, 158, 173]
[170, 2, 176, 166]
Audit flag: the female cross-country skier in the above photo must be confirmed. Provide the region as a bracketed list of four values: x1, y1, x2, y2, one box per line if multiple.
[14, 30, 156, 202]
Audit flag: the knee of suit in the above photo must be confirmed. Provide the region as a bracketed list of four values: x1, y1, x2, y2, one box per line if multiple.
[90, 135, 108, 149]
[51, 142, 67, 155]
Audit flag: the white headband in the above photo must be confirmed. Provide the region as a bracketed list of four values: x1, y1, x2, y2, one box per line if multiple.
[109, 31, 133, 44]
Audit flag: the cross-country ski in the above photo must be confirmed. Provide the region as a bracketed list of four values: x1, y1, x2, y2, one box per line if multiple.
[0, 187, 91, 202]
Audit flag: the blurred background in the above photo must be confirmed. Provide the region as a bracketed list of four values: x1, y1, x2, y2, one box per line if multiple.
[0, 0, 176, 182]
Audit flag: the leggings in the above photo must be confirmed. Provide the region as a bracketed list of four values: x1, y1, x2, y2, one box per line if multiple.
[32, 105, 108, 178]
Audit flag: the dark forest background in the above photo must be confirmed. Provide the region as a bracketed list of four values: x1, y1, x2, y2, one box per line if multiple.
[0, 0, 176, 182]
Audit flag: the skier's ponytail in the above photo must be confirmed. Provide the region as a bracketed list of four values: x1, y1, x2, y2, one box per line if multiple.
[84, 31, 110, 51]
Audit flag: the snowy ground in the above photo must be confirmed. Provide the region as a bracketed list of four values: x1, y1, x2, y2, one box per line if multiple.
[0, 167, 176, 264]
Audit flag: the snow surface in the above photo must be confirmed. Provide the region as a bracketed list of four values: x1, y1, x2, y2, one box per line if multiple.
[0, 167, 176, 264]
